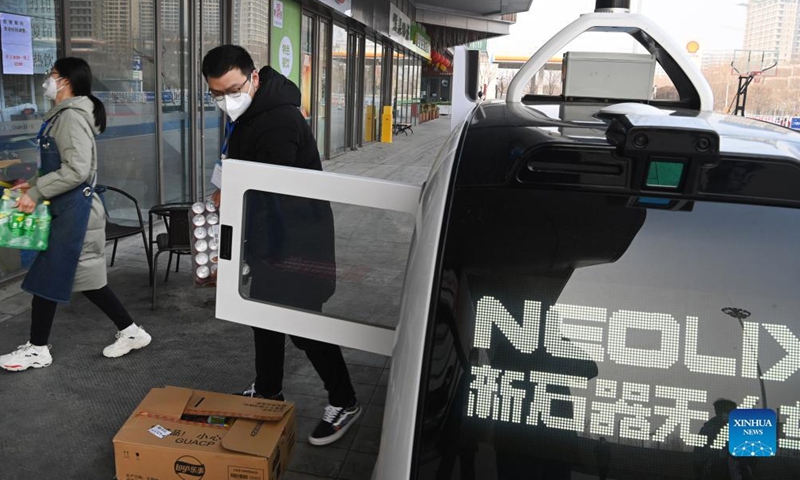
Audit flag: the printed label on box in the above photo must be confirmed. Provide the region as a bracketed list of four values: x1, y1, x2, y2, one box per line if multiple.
[229, 466, 264, 480]
[148, 424, 172, 439]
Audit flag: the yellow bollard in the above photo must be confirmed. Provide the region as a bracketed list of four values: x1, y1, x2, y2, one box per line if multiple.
[365, 106, 374, 142]
[381, 106, 393, 143]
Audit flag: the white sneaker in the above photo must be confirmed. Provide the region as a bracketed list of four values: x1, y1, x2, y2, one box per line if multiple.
[103, 325, 152, 358]
[0, 342, 53, 372]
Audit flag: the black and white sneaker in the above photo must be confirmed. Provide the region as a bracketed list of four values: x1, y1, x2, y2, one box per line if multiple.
[239, 382, 285, 401]
[308, 402, 362, 446]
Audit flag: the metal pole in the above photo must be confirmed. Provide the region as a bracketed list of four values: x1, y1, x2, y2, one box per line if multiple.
[155, 0, 165, 205]
[189, 0, 199, 201]
[722, 307, 768, 408]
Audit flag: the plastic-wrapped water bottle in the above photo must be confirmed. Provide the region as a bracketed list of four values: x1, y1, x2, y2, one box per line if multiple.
[33, 201, 51, 250]
[0, 193, 14, 244]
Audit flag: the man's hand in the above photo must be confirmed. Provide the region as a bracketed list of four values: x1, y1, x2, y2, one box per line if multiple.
[12, 181, 30, 192]
[212, 189, 221, 208]
[16, 193, 36, 214]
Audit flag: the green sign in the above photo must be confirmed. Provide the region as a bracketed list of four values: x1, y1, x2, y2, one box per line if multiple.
[271, 0, 301, 85]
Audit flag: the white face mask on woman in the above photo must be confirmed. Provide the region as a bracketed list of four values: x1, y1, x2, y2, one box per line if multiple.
[42, 76, 65, 100]
[213, 75, 253, 121]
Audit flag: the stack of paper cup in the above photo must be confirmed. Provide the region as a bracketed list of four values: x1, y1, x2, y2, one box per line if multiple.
[190, 201, 220, 286]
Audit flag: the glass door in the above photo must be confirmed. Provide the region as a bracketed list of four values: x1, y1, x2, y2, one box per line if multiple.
[160, 0, 191, 203]
[363, 38, 377, 144]
[215, 159, 422, 356]
[330, 24, 348, 156]
[301, 14, 315, 132]
[317, 20, 330, 158]
[199, 0, 223, 200]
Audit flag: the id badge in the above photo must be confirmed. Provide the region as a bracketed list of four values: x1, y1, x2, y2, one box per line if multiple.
[211, 158, 223, 189]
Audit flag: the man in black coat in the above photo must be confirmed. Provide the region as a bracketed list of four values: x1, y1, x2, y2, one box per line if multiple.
[202, 45, 360, 446]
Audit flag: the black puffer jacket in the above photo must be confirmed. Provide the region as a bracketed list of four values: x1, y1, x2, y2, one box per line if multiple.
[227, 66, 335, 307]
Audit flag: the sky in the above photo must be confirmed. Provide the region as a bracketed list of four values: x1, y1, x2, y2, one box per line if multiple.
[489, 0, 748, 56]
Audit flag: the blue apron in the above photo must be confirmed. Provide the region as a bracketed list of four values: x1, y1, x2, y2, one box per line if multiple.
[21, 113, 95, 303]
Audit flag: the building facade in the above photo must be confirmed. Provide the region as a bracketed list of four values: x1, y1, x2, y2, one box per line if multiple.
[744, 0, 800, 63]
[0, 0, 527, 281]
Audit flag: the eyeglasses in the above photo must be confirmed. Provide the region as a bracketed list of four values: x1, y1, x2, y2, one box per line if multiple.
[209, 77, 250, 101]
[45, 69, 62, 80]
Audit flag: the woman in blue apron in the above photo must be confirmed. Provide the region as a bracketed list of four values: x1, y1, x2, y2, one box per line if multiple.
[0, 58, 153, 372]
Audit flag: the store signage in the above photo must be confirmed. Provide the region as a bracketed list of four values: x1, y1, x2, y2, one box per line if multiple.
[279, 36, 293, 77]
[411, 23, 431, 55]
[467, 296, 800, 451]
[273, 1, 284, 28]
[389, 5, 431, 61]
[1, 13, 33, 75]
[318, 0, 352, 17]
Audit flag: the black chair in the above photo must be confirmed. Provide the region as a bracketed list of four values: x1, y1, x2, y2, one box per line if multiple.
[98, 185, 152, 280]
[149, 203, 192, 309]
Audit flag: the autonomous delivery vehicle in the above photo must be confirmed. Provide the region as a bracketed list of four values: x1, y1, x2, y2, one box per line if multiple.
[216, 1, 800, 478]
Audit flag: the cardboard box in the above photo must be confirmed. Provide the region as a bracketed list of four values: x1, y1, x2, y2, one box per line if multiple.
[114, 386, 296, 480]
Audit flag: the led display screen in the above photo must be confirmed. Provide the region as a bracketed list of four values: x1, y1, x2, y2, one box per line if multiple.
[414, 188, 800, 479]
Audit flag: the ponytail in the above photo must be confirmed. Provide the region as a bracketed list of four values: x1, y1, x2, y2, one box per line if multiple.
[88, 95, 107, 133]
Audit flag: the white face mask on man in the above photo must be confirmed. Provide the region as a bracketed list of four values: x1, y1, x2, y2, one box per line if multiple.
[213, 75, 253, 121]
[42, 76, 65, 100]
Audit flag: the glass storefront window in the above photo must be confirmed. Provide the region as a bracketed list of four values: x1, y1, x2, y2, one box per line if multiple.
[68, 0, 158, 210]
[0, 0, 60, 274]
[232, 0, 269, 70]
[161, 0, 190, 203]
[301, 14, 314, 125]
[201, 0, 222, 197]
[330, 24, 347, 156]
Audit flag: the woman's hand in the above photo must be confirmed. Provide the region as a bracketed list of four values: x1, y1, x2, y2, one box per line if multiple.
[16, 193, 36, 214]
[212, 189, 221, 208]
[12, 181, 30, 191]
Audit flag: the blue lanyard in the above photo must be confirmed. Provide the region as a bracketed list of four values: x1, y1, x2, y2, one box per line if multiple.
[221, 120, 235, 158]
[36, 119, 51, 146]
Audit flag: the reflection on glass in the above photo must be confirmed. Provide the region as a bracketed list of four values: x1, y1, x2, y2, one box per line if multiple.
[240, 191, 413, 328]
[201, 0, 222, 196]
[232, 0, 269, 70]
[0, 0, 59, 276]
[161, 0, 190, 203]
[330, 24, 348, 156]
[415, 186, 800, 479]
[66, 0, 158, 210]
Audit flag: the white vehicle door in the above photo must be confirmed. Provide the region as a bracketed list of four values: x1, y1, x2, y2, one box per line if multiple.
[214, 159, 421, 357]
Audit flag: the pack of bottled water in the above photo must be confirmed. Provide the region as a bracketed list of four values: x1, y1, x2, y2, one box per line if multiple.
[0, 189, 51, 251]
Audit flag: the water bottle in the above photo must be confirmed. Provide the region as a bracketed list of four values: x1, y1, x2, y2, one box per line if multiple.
[33, 201, 51, 250]
[0, 193, 14, 244]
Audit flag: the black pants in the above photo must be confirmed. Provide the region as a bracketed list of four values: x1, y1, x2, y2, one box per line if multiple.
[30, 285, 134, 346]
[253, 301, 356, 407]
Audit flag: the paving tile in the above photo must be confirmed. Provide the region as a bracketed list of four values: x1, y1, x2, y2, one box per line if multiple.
[378, 368, 390, 387]
[370, 385, 387, 407]
[288, 442, 348, 478]
[347, 365, 383, 385]
[351, 426, 382, 455]
[0, 291, 31, 316]
[337, 451, 378, 480]
[284, 472, 334, 480]
[341, 348, 389, 368]
[361, 404, 385, 429]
